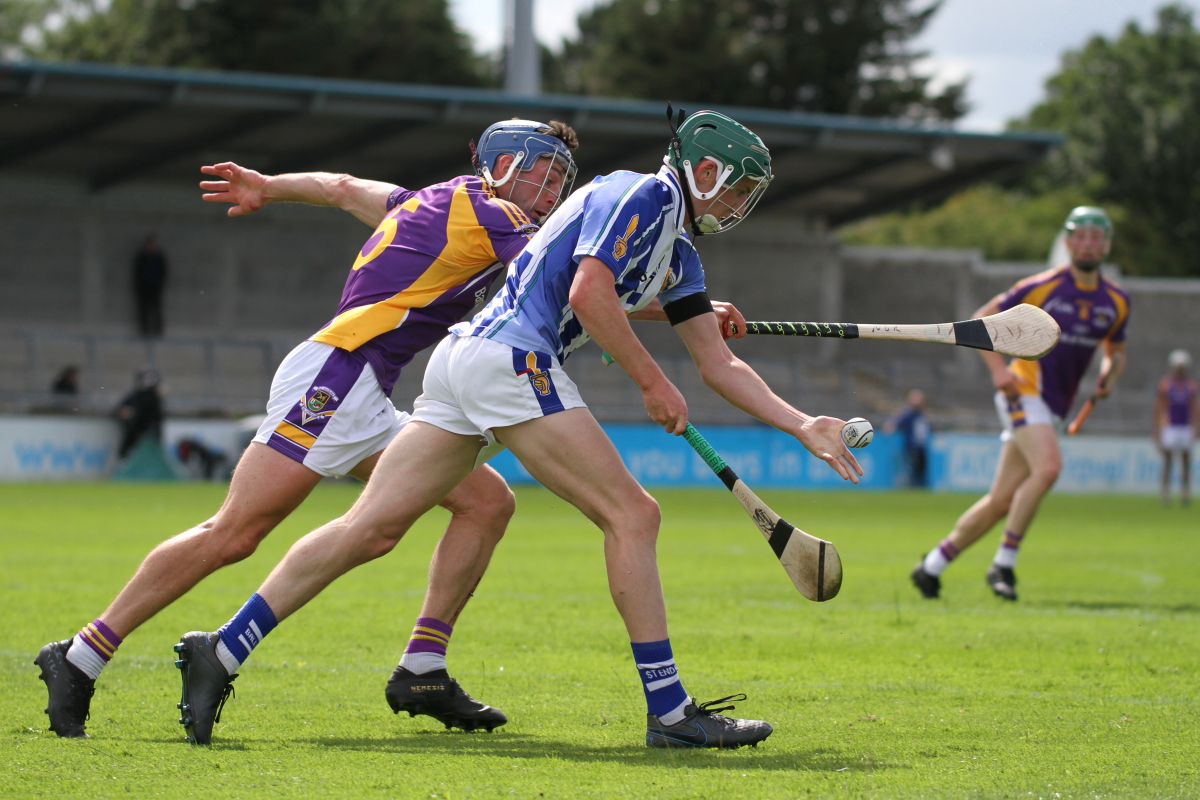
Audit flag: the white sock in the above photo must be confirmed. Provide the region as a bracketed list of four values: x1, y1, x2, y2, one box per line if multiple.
[65, 634, 107, 681]
[923, 547, 950, 576]
[399, 651, 446, 674]
[993, 544, 1018, 569]
[658, 696, 691, 727]
[214, 638, 241, 676]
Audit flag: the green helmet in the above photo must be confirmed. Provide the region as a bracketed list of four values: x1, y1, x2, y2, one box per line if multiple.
[1063, 206, 1113, 239]
[666, 109, 773, 234]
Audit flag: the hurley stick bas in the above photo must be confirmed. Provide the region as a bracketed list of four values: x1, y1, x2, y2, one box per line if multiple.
[732, 304, 1060, 361]
[681, 423, 842, 602]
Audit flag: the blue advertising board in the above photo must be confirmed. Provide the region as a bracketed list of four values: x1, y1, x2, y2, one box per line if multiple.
[488, 423, 905, 489]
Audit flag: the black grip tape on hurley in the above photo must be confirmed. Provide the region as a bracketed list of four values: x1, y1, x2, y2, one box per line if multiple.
[744, 322, 859, 339]
[663, 292, 714, 326]
[951, 318, 994, 351]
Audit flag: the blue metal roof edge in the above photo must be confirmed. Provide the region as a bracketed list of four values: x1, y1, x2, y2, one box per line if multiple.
[2, 59, 1064, 146]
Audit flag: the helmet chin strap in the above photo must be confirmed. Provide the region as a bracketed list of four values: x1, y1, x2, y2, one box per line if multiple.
[481, 152, 526, 189]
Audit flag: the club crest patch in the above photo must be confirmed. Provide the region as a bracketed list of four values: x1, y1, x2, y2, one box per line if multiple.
[299, 386, 340, 426]
[612, 215, 639, 260]
[517, 352, 553, 396]
[306, 390, 331, 413]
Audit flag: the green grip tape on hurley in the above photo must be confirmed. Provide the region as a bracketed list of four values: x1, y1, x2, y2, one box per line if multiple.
[601, 351, 615, 365]
[682, 423, 727, 474]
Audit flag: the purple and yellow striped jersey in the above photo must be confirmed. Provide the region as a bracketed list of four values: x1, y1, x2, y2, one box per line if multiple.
[1159, 376, 1197, 426]
[310, 175, 536, 395]
[998, 265, 1130, 418]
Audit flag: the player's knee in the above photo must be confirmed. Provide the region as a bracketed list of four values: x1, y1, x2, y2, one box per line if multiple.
[210, 517, 276, 566]
[984, 493, 1012, 516]
[618, 491, 661, 542]
[1034, 459, 1062, 488]
[447, 477, 517, 533]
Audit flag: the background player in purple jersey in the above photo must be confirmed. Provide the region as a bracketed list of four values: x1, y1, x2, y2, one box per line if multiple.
[33, 119, 580, 740]
[911, 207, 1130, 601]
[1154, 349, 1198, 506]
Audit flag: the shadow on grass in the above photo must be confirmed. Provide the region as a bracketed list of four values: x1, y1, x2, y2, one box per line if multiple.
[1036, 600, 1200, 614]
[311, 734, 899, 773]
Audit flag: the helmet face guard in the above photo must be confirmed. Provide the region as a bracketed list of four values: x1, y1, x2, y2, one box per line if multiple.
[473, 121, 578, 220]
[680, 156, 772, 234]
[666, 106, 772, 235]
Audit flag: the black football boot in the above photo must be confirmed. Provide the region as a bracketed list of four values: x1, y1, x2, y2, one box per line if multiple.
[385, 666, 507, 732]
[34, 639, 95, 738]
[174, 632, 237, 745]
[911, 560, 941, 599]
[645, 695, 773, 749]
[986, 564, 1018, 601]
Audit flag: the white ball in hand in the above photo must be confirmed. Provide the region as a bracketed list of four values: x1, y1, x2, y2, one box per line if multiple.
[840, 417, 874, 449]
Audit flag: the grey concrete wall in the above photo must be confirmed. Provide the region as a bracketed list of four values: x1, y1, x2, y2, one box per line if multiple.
[2, 173, 1197, 433]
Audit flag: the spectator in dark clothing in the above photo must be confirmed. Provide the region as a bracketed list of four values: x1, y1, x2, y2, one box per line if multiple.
[886, 389, 931, 488]
[116, 369, 164, 459]
[52, 366, 80, 395]
[133, 236, 168, 336]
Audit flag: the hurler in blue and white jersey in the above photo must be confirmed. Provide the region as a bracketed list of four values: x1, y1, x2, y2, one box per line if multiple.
[462, 164, 706, 363]
[217, 109, 867, 750]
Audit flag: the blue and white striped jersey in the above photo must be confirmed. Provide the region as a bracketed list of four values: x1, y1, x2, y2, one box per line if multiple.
[451, 165, 708, 363]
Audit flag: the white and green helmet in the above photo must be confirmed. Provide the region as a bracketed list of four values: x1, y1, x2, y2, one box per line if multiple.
[666, 108, 773, 234]
[1063, 206, 1113, 238]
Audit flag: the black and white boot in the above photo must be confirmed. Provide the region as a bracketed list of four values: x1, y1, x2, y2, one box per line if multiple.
[645, 694, 772, 749]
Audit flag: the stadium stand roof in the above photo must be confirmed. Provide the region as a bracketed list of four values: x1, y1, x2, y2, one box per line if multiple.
[0, 60, 1062, 225]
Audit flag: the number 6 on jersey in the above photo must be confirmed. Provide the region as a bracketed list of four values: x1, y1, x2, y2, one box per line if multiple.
[681, 424, 842, 601]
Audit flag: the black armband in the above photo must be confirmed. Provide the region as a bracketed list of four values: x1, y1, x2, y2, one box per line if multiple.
[662, 292, 714, 326]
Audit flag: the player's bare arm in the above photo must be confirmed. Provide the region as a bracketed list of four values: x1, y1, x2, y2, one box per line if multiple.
[628, 297, 747, 339]
[570, 256, 689, 434]
[200, 162, 396, 227]
[672, 311, 862, 483]
[972, 294, 1018, 395]
[1094, 340, 1126, 398]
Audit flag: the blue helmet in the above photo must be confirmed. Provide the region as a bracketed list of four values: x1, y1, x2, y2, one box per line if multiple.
[472, 119, 577, 219]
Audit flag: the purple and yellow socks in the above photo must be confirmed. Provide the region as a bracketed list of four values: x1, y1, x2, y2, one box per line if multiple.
[922, 536, 960, 577]
[993, 528, 1024, 568]
[214, 593, 278, 675]
[632, 639, 690, 726]
[398, 617, 452, 675]
[65, 619, 122, 680]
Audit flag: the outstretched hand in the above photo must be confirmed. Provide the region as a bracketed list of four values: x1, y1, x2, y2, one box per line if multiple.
[199, 162, 269, 217]
[796, 416, 863, 484]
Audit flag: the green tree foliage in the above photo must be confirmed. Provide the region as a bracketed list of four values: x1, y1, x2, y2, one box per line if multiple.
[10, 0, 484, 87]
[843, 4, 1200, 277]
[547, 0, 967, 120]
[839, 183, 1126, 263]
[0, 0, 51, 57]
[1013, 3, 1200, 277]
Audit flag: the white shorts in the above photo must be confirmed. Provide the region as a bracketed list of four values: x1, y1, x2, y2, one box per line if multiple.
[994, 391, 1064, 442]
[1160, 425, 1195, 453]
[253, 340, 407, 478]
[412, 334, 586, 463]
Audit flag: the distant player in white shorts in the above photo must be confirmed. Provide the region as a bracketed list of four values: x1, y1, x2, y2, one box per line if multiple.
[34, 119, 581, 739]
[911, 207, 1130, 601]
[1154, 349, 1197, 506]
[183, 109, 863, 749]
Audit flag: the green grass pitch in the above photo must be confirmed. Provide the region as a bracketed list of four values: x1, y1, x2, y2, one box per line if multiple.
[1, 483, 1197, 799]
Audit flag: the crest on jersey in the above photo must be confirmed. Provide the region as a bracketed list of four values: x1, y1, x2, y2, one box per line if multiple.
[612, 216, 639, 260]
